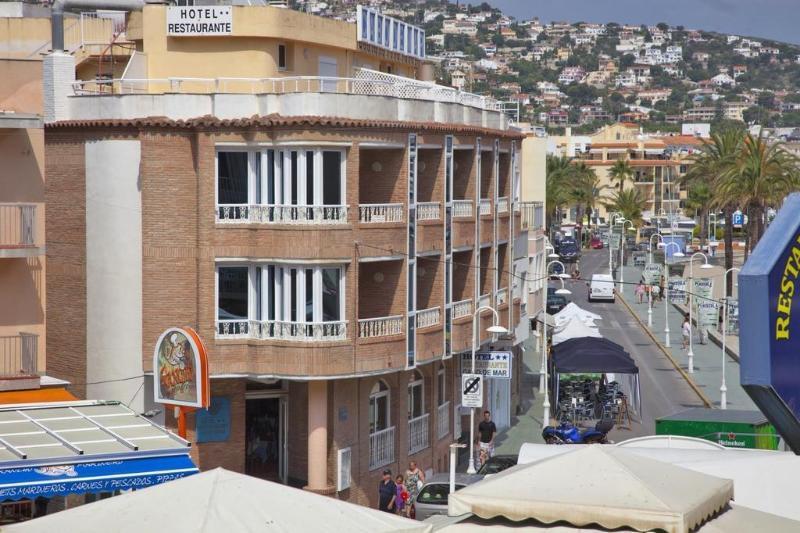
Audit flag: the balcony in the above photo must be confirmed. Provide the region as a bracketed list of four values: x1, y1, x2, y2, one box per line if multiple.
[437, 401, 451, 440]
[0, 333, 38, 377]
[0, 204, 40, 258]
[453, 298, 473, 320]
[520, 201, 544, 231]
[216, 204, 348, 225]
[359, 203, 404, 224]
[416, 307, 441, 329]
[497, 197, 509, 215]
[416, 202, 441, 222]
[479, 199, 492, 217]
[479, 294, 491, 309]
[496, 287, 508, 306]
[358, 316, 403, 339]
[453, 200, 474, 218]
[369, 426, 395, 470]
[408, 413, 430, 455]
[216, 320, 347, 342]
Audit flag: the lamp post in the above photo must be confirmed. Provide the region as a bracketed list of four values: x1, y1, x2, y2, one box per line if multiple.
[539, 259, 569, 395]
[542, 277, 572, 429]
[619, 220, 634, 295]
[466, 306, 508, 475]
[608, 213, 623, 275]
[660, 241, 684, 348]
[720, 267, 740, 410]
[687, 251, 713, 374]
[647, 233, 665, 327]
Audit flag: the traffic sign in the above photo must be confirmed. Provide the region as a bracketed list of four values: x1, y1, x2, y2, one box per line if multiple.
[732, 211, 744, 228]
[461, 374, 483, 408]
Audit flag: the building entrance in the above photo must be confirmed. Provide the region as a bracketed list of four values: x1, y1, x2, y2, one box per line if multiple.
[245, 396, 287, 483]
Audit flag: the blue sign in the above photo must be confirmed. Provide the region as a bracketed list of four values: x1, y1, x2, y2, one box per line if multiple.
[732, 211, 744, 227]
[0, 454, 197, 501]
[197, 396, 231, 443]
[740, 193, 800, 453]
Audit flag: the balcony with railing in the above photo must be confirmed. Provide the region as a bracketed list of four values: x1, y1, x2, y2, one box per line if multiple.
[369, 426, 395, 470]
[416, 307, 441, 330]
[496, 287, 508, 306]
[437, 401, 451, 440]
[497, 197, 509, 215]
[358, 315, 404, 338]
[216, 320, 348, 342]
[453, 200, 474, 218]
[479, 293, 491, 309]
[216, 204, 348, 225]
[0, 204, 41, 258]
[0, 333, 38, 378]
[408, 413, 430, 455]
[520, 201, 544, 231]
[479, 199, 492, 217]
[453, 298, 473, 320]
[416, 202, 441, 222]
[359, 204, 404, 224]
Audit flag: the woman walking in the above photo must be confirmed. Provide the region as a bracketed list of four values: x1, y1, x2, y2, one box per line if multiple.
[682, 316, 691, 350]
[394, 475, 408, 516]
[404, 461, 425, 517]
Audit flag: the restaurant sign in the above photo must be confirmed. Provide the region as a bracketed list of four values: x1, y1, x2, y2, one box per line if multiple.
[167, 6, 232, 36]
[153, 327, 210, 409]
[740, 193, 800, 453]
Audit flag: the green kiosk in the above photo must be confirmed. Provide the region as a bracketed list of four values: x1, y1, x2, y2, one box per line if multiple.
[656, 408, 779, 450]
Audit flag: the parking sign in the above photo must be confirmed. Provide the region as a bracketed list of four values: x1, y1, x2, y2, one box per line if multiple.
[461, 374, 483, 408]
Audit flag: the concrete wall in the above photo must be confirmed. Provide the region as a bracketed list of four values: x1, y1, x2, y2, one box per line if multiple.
[85, 139, 144, 410]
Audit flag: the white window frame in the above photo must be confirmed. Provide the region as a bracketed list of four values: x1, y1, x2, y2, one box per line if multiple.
[408, 371, 425, 420]
[369, 381, 391, 434]
[215, 263, 258, 322]
[215, 148, 259, 207]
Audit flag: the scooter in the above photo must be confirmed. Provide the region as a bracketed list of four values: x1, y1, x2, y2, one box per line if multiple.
[542, 419, 614, 444]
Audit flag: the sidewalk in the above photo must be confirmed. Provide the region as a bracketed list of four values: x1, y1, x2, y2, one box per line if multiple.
[617, 263, 755, 411]
[494, 333, 545, 455]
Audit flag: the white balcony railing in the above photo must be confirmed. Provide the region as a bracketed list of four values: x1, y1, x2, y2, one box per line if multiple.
[453, 298, 473, 319]
[479, 199, 492, 216]
[408, 413, 430, 455]
[358, 315, 404, 338]
[369, 426, 395, 470]
[416, 307, 441, 329]
[216, 204, 348, 225]
[497, 197, 509, 214]
[520, 201, 544, 230]
[71, 68, 503, 112]
[0, 333, 38, 377]
[416, 202, 441, 221]
[216, 320, 347, 341]
[496, 287, 508, 306]
[453, 200, 473, 218]
[0, 204, 36, 248]
[437, 401, 451, 440]
[359, 203, 404, 223]
[479, 294, 491, 309]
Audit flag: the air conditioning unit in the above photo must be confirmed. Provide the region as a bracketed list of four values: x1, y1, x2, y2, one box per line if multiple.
[337, 447, 352, 492]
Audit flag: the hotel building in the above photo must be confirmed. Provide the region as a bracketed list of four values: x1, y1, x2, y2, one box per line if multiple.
[43, 4, 528, 505]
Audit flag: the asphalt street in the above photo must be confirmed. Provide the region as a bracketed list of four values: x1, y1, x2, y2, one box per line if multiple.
[569, 248, 705, 441]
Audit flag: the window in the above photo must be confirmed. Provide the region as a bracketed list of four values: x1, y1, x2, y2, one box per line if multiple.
[217, 267, 249, 321]
[417, 483, 463, 505]
[217, 152, 249, 205]
[369, 381, 390, 433]
[408, 370, 424, 419]
[437, 365, 446, 407]
[278, 44, 287, 70]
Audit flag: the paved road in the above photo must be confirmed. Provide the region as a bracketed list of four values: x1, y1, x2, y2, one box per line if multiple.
[572, 249, 705, 441]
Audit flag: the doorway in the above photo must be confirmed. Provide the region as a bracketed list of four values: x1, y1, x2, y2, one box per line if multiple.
[245, 396, 288, 483]
[488, 378, 511, 431]
[318, 56, 337, 92]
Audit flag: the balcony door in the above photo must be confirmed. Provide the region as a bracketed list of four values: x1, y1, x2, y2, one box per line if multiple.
[318, 56, 337, 92]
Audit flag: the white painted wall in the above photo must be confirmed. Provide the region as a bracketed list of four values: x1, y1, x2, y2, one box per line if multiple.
[85, 139, 144, 411]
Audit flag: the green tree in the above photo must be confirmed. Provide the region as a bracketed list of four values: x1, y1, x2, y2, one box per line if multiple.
[608, 159, 634, 191]
[545, 155, 573, 232]
[602, 189, 647, 228]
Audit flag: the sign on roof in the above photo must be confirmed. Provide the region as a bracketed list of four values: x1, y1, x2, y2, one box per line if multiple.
[356, 5, 425, 60]
[167, 6, 232, 36]
[739, 192, 800, 453]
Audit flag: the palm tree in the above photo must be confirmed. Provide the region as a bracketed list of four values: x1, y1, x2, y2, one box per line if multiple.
[608, 159, 634, 192]
[568, 162, 603, 246]
[603, 188, 647, 229]
[683, 180, 713, 247]
[686, 128, 744, 294]
[717, 132, 800, 251]
[546, 155, 572, 236]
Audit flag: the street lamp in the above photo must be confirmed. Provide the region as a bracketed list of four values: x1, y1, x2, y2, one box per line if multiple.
[687, 252, 713, 374]
[541, 276, 571, 429]
[619, 220, 634, 294]
[647, 233, 665, 327]
[466, 306, 508, 475]
[608, 213, 624, 275]
[720, 267, 740, 410]
[539, 260, 571, 395]
[659, 241, 684, 347]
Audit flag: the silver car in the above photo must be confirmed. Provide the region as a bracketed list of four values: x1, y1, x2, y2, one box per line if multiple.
[412, 474, 482, 521]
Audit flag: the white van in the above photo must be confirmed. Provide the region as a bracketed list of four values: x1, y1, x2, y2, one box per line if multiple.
[588, 274, 615, 302]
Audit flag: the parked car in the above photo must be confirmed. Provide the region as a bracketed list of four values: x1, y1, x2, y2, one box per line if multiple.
[412, 474, 483, 521]
[476, 454, 518, 476]
[588, 274, 615, 302]
[590, 236, 603, 249]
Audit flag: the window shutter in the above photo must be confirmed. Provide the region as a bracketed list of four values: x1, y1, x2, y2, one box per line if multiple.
[337, 447, 352, 492]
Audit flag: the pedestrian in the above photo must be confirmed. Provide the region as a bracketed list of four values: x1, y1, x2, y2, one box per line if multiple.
[635, 282, 645, 304]
[651, 284, 660, 303]
[404, 461, 425, 516]
[682, 316, 691, 350]
[394, 475, 408, 516]
[659, 276, 666, 302]
[378, 469, 396, 513]
[477, 410, 497, 459]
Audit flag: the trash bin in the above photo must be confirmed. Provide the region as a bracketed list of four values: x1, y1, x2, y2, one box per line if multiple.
[655, 408, 779, 450]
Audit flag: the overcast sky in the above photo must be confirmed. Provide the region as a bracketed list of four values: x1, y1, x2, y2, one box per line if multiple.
[482, 0, 800, 45]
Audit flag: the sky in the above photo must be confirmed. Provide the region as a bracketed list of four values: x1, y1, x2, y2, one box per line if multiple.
[482, 0, 800, 45]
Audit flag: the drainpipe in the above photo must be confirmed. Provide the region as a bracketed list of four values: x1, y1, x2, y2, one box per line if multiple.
[52, 0, 145, 51]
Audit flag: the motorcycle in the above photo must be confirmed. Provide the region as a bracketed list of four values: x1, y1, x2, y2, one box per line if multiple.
[542, 419, 614, 445]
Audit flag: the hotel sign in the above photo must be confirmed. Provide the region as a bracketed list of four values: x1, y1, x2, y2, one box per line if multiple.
[167, 6, 232, 36]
